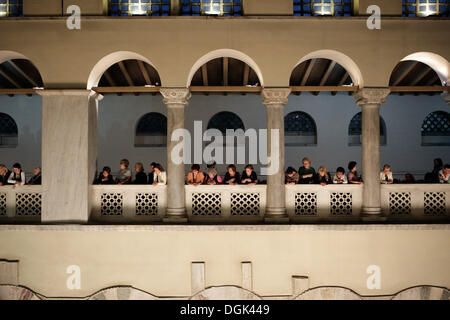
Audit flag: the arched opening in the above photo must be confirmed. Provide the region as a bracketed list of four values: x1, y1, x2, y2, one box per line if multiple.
[0, 112, 18, 148]
[206, 111, 245, 147]
[285, 111, 317, 146]
[0, 57, 43, 90]
[90, 52, 166, 186]
[348, 112, 387, 146]
[421, 111, 450, 146]
[135, 112, 167, 147]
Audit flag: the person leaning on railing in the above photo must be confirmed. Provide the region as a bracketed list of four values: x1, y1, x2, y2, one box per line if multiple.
[133, 162, 147, 185]
[347, 161, 363, 185]
[116, 159, 132, 185]
[380, 164, 394, 184]
[151, 164, 167, 186]
[332, 167, 348, 184]
[298, 157, 316, 184]
[27, 167, 42, 185]
[240, 165, 258, 185]
[187, 164, 204, 186]
[205, 168, 222, 185]
[314, 166, 332, 186]
[285, 167, 299, 185]
[223, 165, 240, 185]
[7, 163, 26, 187]
[0, 164, 12, 186]
[439, 164, 450, 184]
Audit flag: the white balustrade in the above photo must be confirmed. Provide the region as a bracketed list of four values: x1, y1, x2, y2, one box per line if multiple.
[0, 185, 42, 222]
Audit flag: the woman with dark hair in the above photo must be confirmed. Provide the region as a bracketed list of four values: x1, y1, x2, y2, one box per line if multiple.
[8, 163, 26, 187]
[147, 162, 157, 184]
[241, 165, 258, 185]
[285, 167, 299, 184]
[347, 161, 363, 184]
[187, 164, 204, 186]
[95, 167, 114, 185]
[224, 165, 240, 185]
[432, 158, 444, 183]
[152, 164, 167, 185]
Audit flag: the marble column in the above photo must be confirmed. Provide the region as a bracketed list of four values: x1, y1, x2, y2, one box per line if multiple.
[160, 88, 191, 223]
[39, 90, 100, 223]
[353, 88, 390, 221]
[261, 88, 291, 223]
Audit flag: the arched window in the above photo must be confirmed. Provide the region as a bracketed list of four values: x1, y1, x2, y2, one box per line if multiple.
[0, 0, 23, 17]
[0, 113, 18, 148]
[402, 0, 449, 17]
[109, 0, 170, 16]
[294, 0, 353, 16]
[421, 111, 450, 146]
[135, 113, 167, 147]
[348, 112, 386, 146]
[181, 0, 242, 16]
[284, 111, 317, 146]
[207, 111, 245, 146]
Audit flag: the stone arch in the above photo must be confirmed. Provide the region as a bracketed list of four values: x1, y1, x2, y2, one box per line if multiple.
[392, 285, 449, 300]
[87, 51, 160, 90]
[292, 49, 364, 87]
[0, 50, 44, 88]
[190, 285, 263, 300]
[187, 49, 264, 87]
[293, 286, 362, 300]
[399, 52, 449, 84]
[0, 285, 41, 300]
[88, 286, 159, 300]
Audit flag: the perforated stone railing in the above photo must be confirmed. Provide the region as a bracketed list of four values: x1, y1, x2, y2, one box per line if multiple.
[90, 185, 167, 223]
[185, 185, 266, 222]
[0, 186, 42, 222]
[286, 184, 363, 222]
[381, 184, 450, 221]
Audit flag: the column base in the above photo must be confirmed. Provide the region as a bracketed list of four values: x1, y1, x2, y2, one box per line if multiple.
[360, 207, 386, 222]
[163, 208, 188, 223]
[264, 208, 289, 224]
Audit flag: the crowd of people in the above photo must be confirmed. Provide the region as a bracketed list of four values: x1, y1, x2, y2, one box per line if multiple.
[93, 157, 449, 186]
[1, 157, 448, 187]
[0, 163, 41, 187]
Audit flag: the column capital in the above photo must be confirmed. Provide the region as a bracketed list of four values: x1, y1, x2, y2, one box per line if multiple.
[442, 91, 450, 105]
[261, 88, 291, 106]
[160, 88, 191, 105]
[353, 88, 390, 106]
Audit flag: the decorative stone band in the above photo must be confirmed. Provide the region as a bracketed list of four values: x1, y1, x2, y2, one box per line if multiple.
[261, 88, 291, 106]
[353, 88, 390, 106]
[160, 88, 191, 105]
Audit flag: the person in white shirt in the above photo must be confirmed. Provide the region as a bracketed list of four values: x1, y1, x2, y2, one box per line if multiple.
[333, 167, 348, 184]
[439, 164, 450, 184]
[8, 163, 26, 187]
[380, 164, 394, 184]
[152, 163, 167, 185]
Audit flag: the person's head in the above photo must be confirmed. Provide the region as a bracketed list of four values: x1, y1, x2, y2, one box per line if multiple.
[405, 173, 415, 182]
[120, 159, 129, 170]
[207, 168, 217, 179]
[150, 162, 157, 171]
[318, 166, 327, 177]
[383, 164, 391, 173]
[286, 167, 297, 177]
[154, 163, 165, 174]
[302, 157, 311, 169]
[348, 161, 357, 172]
[0, 164, 6, 175]
[227, 164, 236, 175]
[13, 163, 21, 174]
[207, 161, 216, 169]
[444, 164, 450, 174]
[245, 164, 254, 176]
[102, 166, 111, 177]
[336, 167, 345, 178]
[33, 167, 41, 176]
[434, 158, 443, 168]
[135, 162, 144, 173]
[191, 164, 200, 173]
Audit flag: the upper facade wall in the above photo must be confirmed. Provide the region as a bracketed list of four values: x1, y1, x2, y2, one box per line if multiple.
[0, 17, 449, 88]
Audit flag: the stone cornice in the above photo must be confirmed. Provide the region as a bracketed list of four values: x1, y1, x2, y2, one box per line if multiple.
[160, 88, 191, 105]
[261, 88, 291, 106]
[353, 88, 390, 106]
